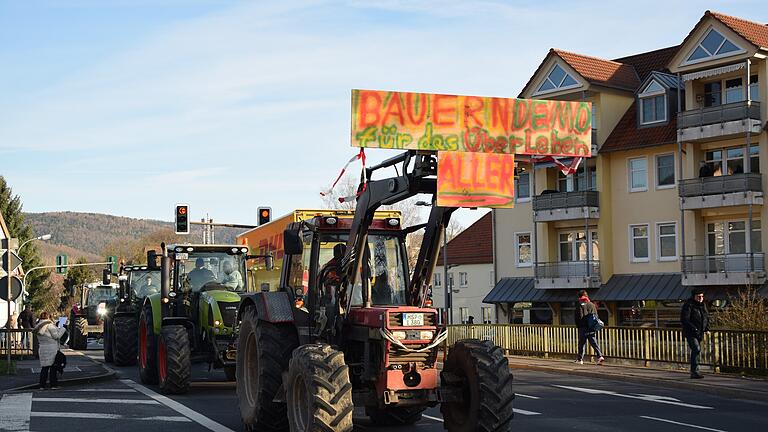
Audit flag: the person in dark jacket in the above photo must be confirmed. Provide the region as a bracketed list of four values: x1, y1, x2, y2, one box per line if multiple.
[681, 288, 709, 378]
[19, 305, 35, 347]
[574, 290, 604, 365]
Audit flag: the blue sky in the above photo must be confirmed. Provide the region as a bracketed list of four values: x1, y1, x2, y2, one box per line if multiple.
[1, 0, 766, 228]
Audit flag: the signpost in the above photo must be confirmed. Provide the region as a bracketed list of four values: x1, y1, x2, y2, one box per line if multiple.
[2, 238, 20, 374]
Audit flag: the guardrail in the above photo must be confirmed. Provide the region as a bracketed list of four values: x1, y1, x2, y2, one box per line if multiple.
[447, 324, 768, 373]
[681, 253, 765, 274]
[0, 329, 35, 357]
[678, 173, 762, 198]
[678, 101, 761, 129]
[532, 190, 599, 212]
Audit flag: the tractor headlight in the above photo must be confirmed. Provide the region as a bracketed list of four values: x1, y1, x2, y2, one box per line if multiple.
[419, 331, 434, 340]
[214, 320, 221, 327]
[391, 331, 407, 341]
[97, 303, 107, 316]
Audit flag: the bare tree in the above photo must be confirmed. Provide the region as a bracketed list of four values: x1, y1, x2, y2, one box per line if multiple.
[711, 285, 768, 331]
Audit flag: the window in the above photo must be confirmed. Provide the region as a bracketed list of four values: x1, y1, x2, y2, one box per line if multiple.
[433, 273, 441, 287]
[557, 166, 597, 192]
[749, 75, 759, 102]
[704, 145, 759, 176]
[482, 307, 494, 324]
[656, 154, 675, 188]
[704, 81, 722, 107]
[639, 79, 667, 124]
[707, 220, 762, 255]
[459, 307, 470, 324]
[657, 222, 677, 261]
[703, 75, 759, 107]
[516, 171, 531, 201]
[629, 157, 648, 192]
[459, 272, 468, 287]
[725, 78, 743, 104]
[535, 63, 579, 94]
[558, 230, 598, 261]
[630, 224, 650, 262]
[516, 233, 532, 267]
[686, 28, 742, 63]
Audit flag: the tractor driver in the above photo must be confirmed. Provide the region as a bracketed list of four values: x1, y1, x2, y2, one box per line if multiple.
[187, 258, 216, 291]
[137, 276, 159, 297]
[220, 260, 243, 290]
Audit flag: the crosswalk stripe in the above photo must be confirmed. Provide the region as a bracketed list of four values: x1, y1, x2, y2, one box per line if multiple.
[0, 393, 32, 431]
[34, 397, 158, 405]
[423, 414, 443, 422]
[121, 379, 236, 432]
[515, 393, 540, 399]
[514, 408, 541, 416]
[30, 412, 191, 422]
[66, 388, 137, 393]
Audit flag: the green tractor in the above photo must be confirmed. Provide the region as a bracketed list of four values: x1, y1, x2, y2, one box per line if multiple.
[68, 281, 118, 350]
[103, 251, 161, 366]
[138, 244, 262, 394]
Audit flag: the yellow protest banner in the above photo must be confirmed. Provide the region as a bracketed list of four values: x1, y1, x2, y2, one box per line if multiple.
[351, 89, 591, 157]
[437, 152, 515, 208]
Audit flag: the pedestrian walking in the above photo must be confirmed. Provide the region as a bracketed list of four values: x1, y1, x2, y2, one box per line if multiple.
[681, 288, 709, 379]
[19, 305, 35, 348]
[9, 311, 19, 348]
[34, 311, 66, 390]
[574, 290, 605, 365]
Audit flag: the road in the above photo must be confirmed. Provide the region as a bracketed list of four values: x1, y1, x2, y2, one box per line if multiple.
[5, 342, 768, 432]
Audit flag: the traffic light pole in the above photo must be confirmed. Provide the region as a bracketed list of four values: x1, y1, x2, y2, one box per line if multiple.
[5, 247, 11, 373]
[22, 262, 114, 290]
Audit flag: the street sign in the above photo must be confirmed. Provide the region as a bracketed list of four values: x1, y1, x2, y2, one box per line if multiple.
[0, 275, 23, 301]
[2, 250, 23, 273]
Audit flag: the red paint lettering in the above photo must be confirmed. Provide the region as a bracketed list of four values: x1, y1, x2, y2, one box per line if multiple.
[406, 93, 427, 126]
[382, 93, 405, 125]
[433, 94, 457, 127]
[358, 91, 382, 128]
[491, 98, 510, 134]
[463, 96, 485, 128]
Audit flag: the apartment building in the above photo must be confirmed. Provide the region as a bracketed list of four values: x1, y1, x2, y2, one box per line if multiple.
[432, 212, 495, 325]
[486, 10, 768, 327]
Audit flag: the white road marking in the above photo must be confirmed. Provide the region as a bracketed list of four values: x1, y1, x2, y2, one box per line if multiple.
[0, 393, 32, 431]
[33, 397, 158, 405]
[121, 379, 236, 432]
[515, 393, 540, 399]
[30, 367, 82, 373]
[422, 414, 443, 422]
[553, 385, 713, 409]
[640, 415, 728, 431]
[513, 408, 541, 416]
[30, 412, 191, 422]
[67, 388, 138, 393]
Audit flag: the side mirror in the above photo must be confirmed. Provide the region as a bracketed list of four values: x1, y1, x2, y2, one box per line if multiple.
[284, 229, 303, 255]
[161, 256, 171, 300]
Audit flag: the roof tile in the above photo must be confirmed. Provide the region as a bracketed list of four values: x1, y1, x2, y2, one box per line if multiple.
[599, 101, 677, 153]
[709, 11, 768, 49]
[437, 212, 492, 266]
[552, 49, 640, 91]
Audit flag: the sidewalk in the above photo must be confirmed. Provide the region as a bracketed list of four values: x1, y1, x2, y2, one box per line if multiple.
[507, 355, 768, 402]
[0, 349, 115, 392]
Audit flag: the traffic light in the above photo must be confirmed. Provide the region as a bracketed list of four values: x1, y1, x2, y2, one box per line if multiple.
[107, 255, 118, 274]
[258, 207, 272, 226]
[55, 254, 67, 274]
[175, 204, 190, 234]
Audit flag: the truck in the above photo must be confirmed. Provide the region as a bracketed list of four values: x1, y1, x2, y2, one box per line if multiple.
[139, 243, 271, 394]
[234, 151, 514, 432]
[103, 251, 161, 366]
[68, 282, 119, 350]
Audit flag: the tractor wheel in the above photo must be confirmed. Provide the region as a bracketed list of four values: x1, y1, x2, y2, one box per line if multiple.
[157, 325, 191, 394]
[236, 306, 298, 432]
[365, 406, 424, 426]
[103, 314, 114, 363]
[286, 344, 353, 432]
[440, 339, 514, 432]
[224, 365, 236, 382]
[113, 316, 138, 366]
[138, 306, 158, 384]
[73, 317, 88, 350]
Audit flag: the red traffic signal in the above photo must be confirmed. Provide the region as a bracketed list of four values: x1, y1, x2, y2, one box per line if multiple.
[258, 207, 272, 225]
[175, 204, 190, 234]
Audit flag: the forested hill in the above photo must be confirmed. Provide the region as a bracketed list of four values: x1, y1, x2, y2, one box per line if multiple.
[24, 211, 246, 257]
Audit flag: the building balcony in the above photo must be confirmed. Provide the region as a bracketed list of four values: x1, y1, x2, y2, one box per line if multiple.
[679, 173, 763, 210]
[678, 101, 761, 142]
[681, 254, 766, 286]
[534, 261, 601, 290]
[533, 190, 599, 222]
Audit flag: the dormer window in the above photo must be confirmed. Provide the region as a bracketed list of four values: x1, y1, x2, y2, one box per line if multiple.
[685, 28, 743, 64]
[535, 64, 579, 94]
[638, 79, 667, 124]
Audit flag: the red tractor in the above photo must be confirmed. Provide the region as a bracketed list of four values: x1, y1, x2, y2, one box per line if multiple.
[235, 150, 514, 431]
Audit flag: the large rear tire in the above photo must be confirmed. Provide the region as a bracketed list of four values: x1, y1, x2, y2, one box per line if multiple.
[103, 314, 114, 363]
[114, 316, 138, 366]
[224, 365, 236, 382]
[138, 306, 158, 384]
[236, 306, 297, 432]
[365, 406, 424, 426]
[72, 317, 88, 350]
[440, 339, 514, 432]
[286, 344, 353, 432]
[157, 325, 191, 394]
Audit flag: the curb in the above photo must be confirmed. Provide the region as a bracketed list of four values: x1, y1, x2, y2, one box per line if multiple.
[6, 368, 117, 392]
[509, 362, 768, 403]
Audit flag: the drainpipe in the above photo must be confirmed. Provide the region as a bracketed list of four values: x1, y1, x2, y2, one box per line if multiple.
[532, 164, 538, 283]
[678, 73, 687, 278]
[745, 59, 754, 273]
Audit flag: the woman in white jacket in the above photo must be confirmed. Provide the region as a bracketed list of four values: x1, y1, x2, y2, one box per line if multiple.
[35, 311, 66, 389]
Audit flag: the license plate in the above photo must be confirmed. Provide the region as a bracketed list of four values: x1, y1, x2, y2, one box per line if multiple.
[402, 313, 424, 327]
[176, 253, 189, 260]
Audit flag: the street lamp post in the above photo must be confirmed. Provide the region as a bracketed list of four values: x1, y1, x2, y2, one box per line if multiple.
[415, 201, 452, 325]
[18, 234, 52, 254]
[17, 234, 52, 305]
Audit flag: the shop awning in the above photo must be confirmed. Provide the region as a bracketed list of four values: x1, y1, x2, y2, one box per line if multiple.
[682, 63, 745, 82]
[483, 277, 580, 303]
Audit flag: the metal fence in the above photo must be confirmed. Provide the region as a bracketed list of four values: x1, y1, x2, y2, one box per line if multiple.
[532, 190, 599, 212]
[678, 101, 761, 129]
[0, 329, 35, 357]
[678, 173, 762, 198]
[534, 261, 600, 279]
[448, 324, 768, 373]
[681, 253, 765, 274]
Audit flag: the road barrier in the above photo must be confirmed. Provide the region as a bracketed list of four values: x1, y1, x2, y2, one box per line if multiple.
[448, 324, 768, 374]
[0, 329, 35, 358]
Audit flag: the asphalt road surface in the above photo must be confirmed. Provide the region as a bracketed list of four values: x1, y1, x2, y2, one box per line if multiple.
[6, 342, 768, 432]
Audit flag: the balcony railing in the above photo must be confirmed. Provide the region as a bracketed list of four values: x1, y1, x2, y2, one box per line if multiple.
[533, 190, 599, 211]
[678, 101, 761, 129]
[534, 261, 601, 289]
[679, 173, 762, 197]
[681, 253, 766, 286]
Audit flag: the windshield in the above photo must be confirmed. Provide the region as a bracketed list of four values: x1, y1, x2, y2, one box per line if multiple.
[178, 252, 247, 292]
[129, 270, 161, 298]
[86, 287, 115, 305]
[305, 232, 407, 306]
